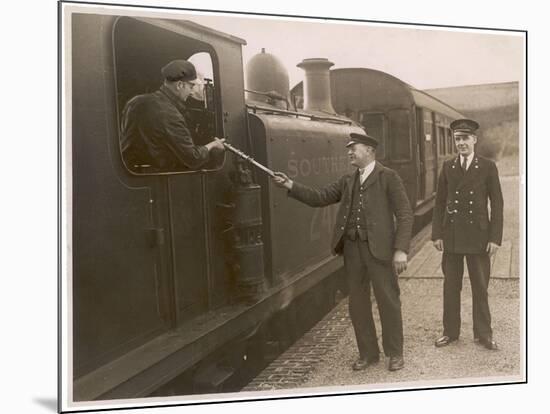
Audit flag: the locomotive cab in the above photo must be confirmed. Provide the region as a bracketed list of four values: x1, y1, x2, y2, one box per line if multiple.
[71, 14, 255, 400]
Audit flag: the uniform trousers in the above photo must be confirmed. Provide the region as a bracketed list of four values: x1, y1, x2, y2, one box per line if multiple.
[343, 238, 403, 359]
[442, 252, 492, 341]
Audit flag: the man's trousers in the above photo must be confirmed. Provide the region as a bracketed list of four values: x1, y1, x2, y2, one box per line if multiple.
[442, 252, 492, 341]
[343, 239, 403, 359]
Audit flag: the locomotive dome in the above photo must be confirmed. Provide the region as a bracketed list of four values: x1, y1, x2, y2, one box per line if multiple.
[245, 48, 290, 109]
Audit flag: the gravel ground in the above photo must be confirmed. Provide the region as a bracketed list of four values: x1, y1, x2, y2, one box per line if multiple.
[301, 277, 522, 390]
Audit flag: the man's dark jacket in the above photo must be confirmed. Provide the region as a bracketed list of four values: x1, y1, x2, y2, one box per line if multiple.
[120, 85, 209, 171]
[289, 162, 413, 261]
[432, 154, 503, 254]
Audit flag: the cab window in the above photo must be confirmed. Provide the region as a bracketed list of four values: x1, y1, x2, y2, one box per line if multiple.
[113, 17, 224, 175]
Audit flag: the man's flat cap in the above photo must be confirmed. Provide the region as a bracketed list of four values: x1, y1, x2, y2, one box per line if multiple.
[161, 59, 197, 82]
[346, 132, 378, 148]
[450, 118, 479, 134]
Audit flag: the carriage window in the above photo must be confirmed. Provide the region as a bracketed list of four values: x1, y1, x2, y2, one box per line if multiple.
[388, 109, 411, 161]
[113, 17, 224, 175]
[438, 126, 446, 155]
[447, 128, 454, 153]
[360, 112, 386, 159]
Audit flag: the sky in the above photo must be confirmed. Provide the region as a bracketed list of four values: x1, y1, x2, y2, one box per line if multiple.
[179, 11, 524, 90]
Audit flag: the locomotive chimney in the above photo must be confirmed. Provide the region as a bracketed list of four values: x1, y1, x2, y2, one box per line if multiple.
[297, 58, 335, 114]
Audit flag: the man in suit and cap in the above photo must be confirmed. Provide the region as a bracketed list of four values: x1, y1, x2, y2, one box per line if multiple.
[272, 132, 413, 371]
[432, 119, 503, 350]
[120, 59, 225, 173]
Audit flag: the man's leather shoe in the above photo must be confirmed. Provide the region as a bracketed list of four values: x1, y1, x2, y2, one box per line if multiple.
[352, 355, 380, 371]
[434, 335, 457, 347]
[478, 337, 498, 350]
[388, 355, 404, 371]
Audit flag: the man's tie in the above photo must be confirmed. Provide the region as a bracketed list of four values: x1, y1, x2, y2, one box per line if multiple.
[461, 157, 468, 173]
[359, 168, 365, 184]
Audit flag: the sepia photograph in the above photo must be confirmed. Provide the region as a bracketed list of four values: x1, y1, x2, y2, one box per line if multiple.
[51, 0, 531, 412]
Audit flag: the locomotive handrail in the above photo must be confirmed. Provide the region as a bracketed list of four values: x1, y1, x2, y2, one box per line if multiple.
[246, 104, 353, 125]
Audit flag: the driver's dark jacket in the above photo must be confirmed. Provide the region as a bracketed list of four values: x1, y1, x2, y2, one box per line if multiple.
[120, 85, 209, 171]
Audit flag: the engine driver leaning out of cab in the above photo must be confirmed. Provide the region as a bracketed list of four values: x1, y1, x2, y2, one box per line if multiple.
[120, 59, 225, 173]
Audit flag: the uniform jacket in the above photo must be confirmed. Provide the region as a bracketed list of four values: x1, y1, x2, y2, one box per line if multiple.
[289, 162, 413, 261]
[120, 85, 210, 171]
[432, 154, 503, 254]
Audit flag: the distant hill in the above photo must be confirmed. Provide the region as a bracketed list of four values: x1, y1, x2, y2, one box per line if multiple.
[425, 82, 519, 158]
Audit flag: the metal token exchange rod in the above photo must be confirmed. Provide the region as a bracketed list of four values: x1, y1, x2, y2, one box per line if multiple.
[223, 142, 276, 178]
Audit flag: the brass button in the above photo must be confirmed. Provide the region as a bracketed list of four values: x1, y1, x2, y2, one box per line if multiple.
[455, 200, 458, 204]
[469, 201, 473, 204]
[456, 191, 459, 194]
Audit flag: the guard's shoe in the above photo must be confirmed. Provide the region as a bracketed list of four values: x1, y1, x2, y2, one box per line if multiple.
[352, 355, 380, 371]
[478, 337, 499, 350]
[388, 355, 405, 371]
[434, 335, 458, 347]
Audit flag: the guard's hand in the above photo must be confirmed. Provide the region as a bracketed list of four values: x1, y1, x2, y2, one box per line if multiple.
[393, 250, 408, 275]
[207, 137, 226, 152]
[433, 239, 443, 251]
[272, 172, 293, 190]
[486, 241, 499, 257]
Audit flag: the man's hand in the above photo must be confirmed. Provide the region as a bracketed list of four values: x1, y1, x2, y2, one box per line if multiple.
[272, 172, 293, 190]
[206, 137, 226, 152]
[433, 239, 443, 251]
[486, 241, 499, 257]
[393, 250, 408, 275]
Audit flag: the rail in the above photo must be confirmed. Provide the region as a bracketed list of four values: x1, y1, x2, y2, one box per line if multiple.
[246, 104, 353, 125]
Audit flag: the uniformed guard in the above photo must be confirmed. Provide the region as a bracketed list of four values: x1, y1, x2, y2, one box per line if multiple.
[432, 118, 504, 350]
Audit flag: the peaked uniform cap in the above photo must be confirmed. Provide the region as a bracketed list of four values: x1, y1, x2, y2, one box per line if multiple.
[346, 132, 378, 148]
[161, 60, 197, 82]
[450, 118, 479, 134]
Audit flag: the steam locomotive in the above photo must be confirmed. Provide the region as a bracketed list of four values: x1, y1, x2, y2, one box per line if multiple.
[67, 12, 463, 401]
